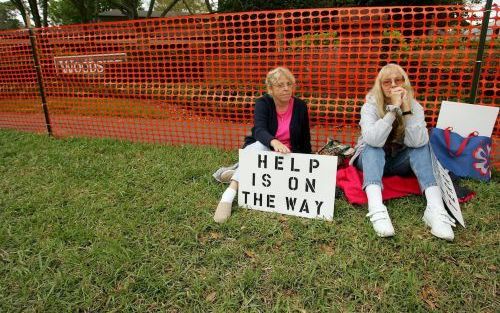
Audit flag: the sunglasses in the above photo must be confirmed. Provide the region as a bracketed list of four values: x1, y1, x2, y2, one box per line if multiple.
[381, 77, 404, 87]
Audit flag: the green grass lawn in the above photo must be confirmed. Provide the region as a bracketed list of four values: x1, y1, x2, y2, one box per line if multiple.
[0, 129, 498, 312]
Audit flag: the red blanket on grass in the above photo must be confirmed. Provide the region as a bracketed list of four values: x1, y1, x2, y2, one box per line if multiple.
[336, 165, 421, 205]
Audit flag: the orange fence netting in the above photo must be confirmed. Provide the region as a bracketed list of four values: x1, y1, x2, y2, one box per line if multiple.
[0, 5, 498, 163]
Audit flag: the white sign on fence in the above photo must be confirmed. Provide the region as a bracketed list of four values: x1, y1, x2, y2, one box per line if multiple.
[238, 150, 338, 220]
[430, 146, 465, 227]
[53, 53, 127, 74]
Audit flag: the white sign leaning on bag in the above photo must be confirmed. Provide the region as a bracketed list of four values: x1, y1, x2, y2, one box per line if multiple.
[437, 101, 498, 137]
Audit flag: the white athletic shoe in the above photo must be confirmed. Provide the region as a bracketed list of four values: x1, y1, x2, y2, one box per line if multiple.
[212, 163, 238, 183]
[366, 205, 395, 237]
[423, 204, 455, 241]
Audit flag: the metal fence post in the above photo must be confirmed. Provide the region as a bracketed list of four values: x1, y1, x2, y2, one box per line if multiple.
[469, 0, 493, 104]
[26, 17, 52, 136]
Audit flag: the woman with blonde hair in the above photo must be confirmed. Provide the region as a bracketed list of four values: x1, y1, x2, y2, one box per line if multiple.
[350, 63, 456, 240]
[213, 67, 312, 223]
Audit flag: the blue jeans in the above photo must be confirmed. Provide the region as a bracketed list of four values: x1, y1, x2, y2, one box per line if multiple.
[355, 143, 437, 192]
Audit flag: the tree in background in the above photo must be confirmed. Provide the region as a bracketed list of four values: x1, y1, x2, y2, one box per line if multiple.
[4, 0, 483, 28]
[146, 0, 155, 16]
[217, 0, 482, 12]
[10, 0, 49, 27]
[0, 1, 21, 29]
[8, 0, 143, 27]
[107, 0, 143, 19]
[155, 0, 215, 16]
[50, 0, 111, 24]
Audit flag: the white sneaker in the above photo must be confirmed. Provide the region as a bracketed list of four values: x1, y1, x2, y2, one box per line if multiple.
[423, 204, 455, 241]
[366, 205, 395, 237]
[219, 169, 235, 183]
[213, 163, 238, 183]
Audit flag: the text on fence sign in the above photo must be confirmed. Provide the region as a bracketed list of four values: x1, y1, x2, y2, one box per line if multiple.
[53, 53, 127, 74]
[238, 150, 338, 220]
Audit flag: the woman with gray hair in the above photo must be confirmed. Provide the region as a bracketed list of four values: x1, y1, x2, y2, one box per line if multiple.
[350, 63, 456, 240]
[213, 67, 312, 223]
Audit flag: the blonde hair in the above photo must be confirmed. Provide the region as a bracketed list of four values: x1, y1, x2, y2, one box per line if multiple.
[369, 63, 415, 142]
[265, 67, 296, 95]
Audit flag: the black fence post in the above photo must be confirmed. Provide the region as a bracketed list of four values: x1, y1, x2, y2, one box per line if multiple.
[469, 0, 494, 104]
[26, 20, 52, 136]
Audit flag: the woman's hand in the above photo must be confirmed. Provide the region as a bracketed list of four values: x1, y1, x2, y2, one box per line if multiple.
[389, 86, 407, 107]
[270, 139, 291, 154]
[400, 89, 411, 113]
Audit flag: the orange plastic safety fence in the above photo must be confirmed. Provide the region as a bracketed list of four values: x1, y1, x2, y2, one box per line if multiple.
[0, 5, 498, 165]
[0, 29, 46, 132]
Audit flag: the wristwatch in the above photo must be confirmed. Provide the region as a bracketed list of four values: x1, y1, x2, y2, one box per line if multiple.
[402, 110, 412, 116]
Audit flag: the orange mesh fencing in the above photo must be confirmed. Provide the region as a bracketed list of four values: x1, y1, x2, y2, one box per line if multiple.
[0, 29, 46, 132]
[0, 5, 499, 164]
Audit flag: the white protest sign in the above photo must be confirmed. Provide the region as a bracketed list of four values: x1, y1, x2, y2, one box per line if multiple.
[430, 146, 465, 227]
[238, 150, 337, 220]
[436, 101, 499, 137]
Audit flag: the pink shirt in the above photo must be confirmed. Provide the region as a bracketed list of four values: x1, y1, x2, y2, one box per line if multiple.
[275, 98, 294, 149]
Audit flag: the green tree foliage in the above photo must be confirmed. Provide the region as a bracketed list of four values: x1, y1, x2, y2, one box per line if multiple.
[50, 0, 111, 24]
[50, 0, 143, 25]
[218, 0, 481, 12]
[0, 1, 21, 29]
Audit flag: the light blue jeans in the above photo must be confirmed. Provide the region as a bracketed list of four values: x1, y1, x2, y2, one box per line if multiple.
[355, 143, 437, 192]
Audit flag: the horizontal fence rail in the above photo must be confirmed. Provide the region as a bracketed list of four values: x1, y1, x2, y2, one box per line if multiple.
[0, 5, 499, 163]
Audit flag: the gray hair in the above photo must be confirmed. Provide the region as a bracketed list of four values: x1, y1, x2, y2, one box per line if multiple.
[266, 67, 296, 94]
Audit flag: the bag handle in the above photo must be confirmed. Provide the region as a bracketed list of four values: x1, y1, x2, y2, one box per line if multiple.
[444, 127, 479, 157]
